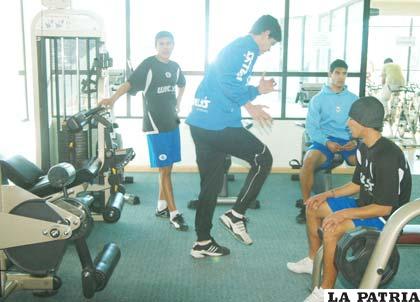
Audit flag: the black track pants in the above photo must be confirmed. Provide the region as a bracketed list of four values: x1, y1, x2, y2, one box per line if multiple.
[190, 125, 273, 241]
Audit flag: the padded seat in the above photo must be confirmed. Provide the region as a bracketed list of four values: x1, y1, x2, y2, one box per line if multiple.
[0, 155, 101, 197]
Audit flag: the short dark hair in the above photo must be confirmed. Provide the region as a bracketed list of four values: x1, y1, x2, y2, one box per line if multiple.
[250, 15, 282, 42]
[329, 59, 348, 73]
[384, 58, 393, 64]
[155, 31, 174, 45]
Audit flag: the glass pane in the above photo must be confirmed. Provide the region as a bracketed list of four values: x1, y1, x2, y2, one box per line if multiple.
[345, 1, 363, 71]
[0, 1, 26, 121]
[290, 0, 363, 72]
[285, 76, 360, 118]
[331, 8, 345, 60]
[408, 26, 420, 83]
[131, 0, 205, 71]
[242, 76, 282, 118]
[178, 75, 203, 118]
[129, 91, 142, 118]
[288, 17, 304, 71]
[285, 77, 324, 118]
[72, 0, 125, 69]
[346, 77, 361, 96]
[368, 26, 410, 85]
[209, 0, 285, 72]
[409, 71, 420, 84]
[72, 0, 127, 113]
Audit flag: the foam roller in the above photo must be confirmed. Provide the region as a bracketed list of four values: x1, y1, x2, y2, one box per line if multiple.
[94, 243, 121, 291]
[103, 192, 124, 223]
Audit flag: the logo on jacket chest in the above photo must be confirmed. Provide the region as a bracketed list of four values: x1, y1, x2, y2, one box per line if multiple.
[236, 51, 254, 82]
[194, 98, 211, 109]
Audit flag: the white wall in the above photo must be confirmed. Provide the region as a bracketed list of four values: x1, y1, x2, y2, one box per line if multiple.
[371, 0, 420, 16]
[116, 118, 305, 171]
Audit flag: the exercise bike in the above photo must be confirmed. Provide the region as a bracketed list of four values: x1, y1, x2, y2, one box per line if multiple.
[0, 161, 121, 299]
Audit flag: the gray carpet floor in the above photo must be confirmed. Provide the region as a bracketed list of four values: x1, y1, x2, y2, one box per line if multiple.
[6, 173, 420, 302]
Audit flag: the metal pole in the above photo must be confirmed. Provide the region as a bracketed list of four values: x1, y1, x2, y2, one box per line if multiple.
[281, 0, 290, 119]
[359, 0, 371, 97]
[360, 199, 420, 288]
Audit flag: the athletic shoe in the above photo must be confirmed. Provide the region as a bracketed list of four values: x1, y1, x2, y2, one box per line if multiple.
[170, 213, 188, 231]
[304, 287, 324, 302]
[219, 211, 253, 245]
[287, 257, 314, 274]
[155, 207, 169, 218]
[190, 238, 230, 258]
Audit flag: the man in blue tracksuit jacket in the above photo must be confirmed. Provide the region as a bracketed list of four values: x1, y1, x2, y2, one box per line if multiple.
[296, 59, 358, 223]
[187, 15, 282, 258]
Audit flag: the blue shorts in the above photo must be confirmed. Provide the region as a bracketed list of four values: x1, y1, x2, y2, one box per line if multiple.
[308, 136, 356, 169]
[327, 196, 386, 230]
[147, 127, 181, 168]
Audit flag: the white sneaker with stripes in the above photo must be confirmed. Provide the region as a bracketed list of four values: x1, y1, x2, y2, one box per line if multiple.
[219, 211, 253, 245]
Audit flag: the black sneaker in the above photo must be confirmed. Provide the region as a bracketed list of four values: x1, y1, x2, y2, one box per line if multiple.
[190, 238, 230, 258]
[296, 206, 306, 224]
[295, 198, 304, 208]
[155, 207, 169, 218]
[219, 211, 253, 245]
[170, 213, 188, 231]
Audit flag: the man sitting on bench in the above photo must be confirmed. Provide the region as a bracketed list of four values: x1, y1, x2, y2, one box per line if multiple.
[287, 97, 412, 302]
[298, 59, 358, 223]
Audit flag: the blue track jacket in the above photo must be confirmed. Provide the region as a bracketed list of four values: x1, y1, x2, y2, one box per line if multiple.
[186, 35, 260, 130]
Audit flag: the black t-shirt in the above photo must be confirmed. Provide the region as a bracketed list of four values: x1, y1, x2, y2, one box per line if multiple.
[128, 56, 186, 133]
[352, 137, 412, 218]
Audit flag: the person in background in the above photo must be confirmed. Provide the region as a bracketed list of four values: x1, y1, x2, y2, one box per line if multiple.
[381, 58, 405, 116]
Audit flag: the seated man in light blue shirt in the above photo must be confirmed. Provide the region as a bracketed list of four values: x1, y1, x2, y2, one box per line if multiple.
[299, 59, 359, 221]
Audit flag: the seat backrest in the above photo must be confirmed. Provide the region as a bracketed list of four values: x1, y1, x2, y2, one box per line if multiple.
[0, 155, 45, 189]
[0, 153, 7, 184]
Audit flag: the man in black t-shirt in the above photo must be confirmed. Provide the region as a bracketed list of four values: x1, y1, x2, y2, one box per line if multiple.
[287, 96, 412, 302]
[99, 31, 188, 231]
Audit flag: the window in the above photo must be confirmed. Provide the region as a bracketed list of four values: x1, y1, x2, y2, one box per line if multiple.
[72, 0, 127, 116]
[408, 18, 420, 83]
[130, 0, 205, 117]
[0, 1, 27, 121]
[131, 0, 205, 72]
[178, 75, 203, 117]
[289, 0, 359, 73]
[242, 76, 282, 118]
[330, 8, 345, 62]
[18, 0, 368, 123]
[208, 0, 284, 117]
[345, 1, 363, 71]
[288, 17, 304, 71]
[0, 0, 37, 159]
[284, 0, 364, 118]
[209, 0, 284, 72]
